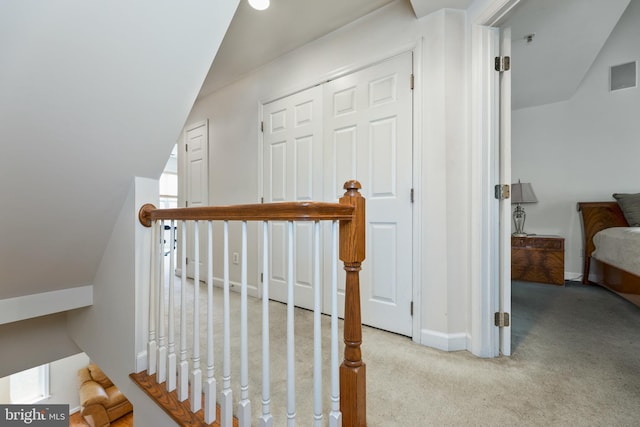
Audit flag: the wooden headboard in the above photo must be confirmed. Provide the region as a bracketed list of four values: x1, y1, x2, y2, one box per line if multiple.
[577, 201, 629, 284]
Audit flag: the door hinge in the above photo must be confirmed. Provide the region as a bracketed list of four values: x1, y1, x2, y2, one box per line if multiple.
[410, 73, 414, 90]
[186, 257, 189, 265]
[260, 121, 264, 132]
[260, 273, 263, 283]
[186, 200, 189, 207]
[185, 143, 188, 152]
[410, 188, 415, 203]
[410, 301, 413, 316]
[261, 197, 264, 204]
[495, 56, 511, 72]
[494, 312, 510, 327]
[494, 184, 510, 200]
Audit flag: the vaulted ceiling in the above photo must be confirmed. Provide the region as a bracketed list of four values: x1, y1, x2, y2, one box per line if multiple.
[504, 0, 631, 109]
[202, 0, 632, 111]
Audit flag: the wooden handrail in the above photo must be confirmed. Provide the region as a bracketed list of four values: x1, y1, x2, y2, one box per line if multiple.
[139, 201, 354, 226]
[138, 180, 366, 426]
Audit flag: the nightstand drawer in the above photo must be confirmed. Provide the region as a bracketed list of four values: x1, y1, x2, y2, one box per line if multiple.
[511, 235, 565, 285]
[512, 236, 564, 250]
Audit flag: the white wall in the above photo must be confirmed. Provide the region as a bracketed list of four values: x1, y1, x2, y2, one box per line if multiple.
[512, 0, 640, 279]
[0, 0, 239, 302]
[185, 1, 471, 350]
[0, 375, 9, 403]
[45, 353, 90, 411]
[67, 177, 175, 426]
[0, 314, 82, 378]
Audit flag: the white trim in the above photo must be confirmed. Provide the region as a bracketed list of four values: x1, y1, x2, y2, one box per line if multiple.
[469, 0, 522, 26]
[169, 273, 259, 299]
[136, 350, 148, 373]
[259, 41, 422, 106]
[411, 38, 424, 344]
[565, 271, 582, 282]
[420, 329, 467, 352]
[0, 285, 93, 325]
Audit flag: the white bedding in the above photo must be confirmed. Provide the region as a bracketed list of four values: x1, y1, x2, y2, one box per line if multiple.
[592, 227, 640, 276]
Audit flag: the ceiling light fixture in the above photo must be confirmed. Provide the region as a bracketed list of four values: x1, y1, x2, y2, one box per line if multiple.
[248, 0, 270, 10]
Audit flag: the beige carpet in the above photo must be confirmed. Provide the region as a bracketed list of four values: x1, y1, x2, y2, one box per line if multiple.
[164, 274, 640, 426]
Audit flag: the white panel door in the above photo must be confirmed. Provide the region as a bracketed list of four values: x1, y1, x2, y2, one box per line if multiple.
[185, 120, 208, 279]
[263, 86, 323, 309]
[324, 52, 413, 336]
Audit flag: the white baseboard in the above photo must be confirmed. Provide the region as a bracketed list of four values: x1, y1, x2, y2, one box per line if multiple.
[136, 351, 147, 373]
[564, 271, 583, 282]
[173, 271, 258, 298]
[420, 329, 467, 352]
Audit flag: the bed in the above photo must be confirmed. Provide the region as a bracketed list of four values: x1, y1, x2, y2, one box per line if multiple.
[578, 199, 640, 308]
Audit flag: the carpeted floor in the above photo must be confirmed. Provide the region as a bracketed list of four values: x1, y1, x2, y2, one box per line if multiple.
[167, 276, 640, 426]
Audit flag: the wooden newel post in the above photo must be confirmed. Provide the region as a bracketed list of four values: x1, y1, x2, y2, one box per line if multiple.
[339, 180, 366, 427]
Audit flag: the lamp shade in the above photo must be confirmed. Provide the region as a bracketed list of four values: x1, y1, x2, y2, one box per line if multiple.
[511, 182, 537, 204]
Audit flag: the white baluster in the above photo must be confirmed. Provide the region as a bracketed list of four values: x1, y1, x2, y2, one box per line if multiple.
[220, 221, 233, 427]
[167, 220, 177, 392]
[178, 220, 189, 401]
[190, 220, 202, 413]
[157, 220, 167, 384]
[313, 221, 323, 426]
[204, 220, 217, 424]
[147, 221, 158, 376]
[287, 220, 296, 426]
[238, 221, 251, 427]
[329, 221, 342, 426]
[259, 221, 273, 427]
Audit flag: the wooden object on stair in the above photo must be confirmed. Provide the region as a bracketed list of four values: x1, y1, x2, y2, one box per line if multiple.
[130, 371, 238, 427]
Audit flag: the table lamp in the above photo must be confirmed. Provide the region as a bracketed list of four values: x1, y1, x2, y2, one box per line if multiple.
[511, 180, 537, 236]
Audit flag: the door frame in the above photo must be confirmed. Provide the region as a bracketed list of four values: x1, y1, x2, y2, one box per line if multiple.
[258, 43, 421, 342]
[469, 0, 521, 357]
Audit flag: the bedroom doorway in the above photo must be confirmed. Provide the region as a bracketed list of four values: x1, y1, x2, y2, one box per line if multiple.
[469, 0, 521, 358]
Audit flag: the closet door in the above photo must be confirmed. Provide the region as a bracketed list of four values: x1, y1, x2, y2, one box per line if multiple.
[185, 120, 208, 280]
[324, 51, 414, 336]
[262, 86, 323, 309]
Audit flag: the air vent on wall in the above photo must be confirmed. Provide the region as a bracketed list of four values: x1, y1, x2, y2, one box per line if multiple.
[610, 61, 637, 91]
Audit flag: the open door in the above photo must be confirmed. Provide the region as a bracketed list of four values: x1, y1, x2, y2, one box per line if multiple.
[497, 27, 512, 356]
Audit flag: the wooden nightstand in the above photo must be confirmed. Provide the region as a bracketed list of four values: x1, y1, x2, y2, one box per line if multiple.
[511, 235, 565, 285]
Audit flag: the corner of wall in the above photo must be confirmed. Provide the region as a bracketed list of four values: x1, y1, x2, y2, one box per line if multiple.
[67, 177, 158, 390]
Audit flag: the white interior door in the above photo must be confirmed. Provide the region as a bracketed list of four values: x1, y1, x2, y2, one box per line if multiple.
[262, 86, 323, 310]
[498, 28, 512, 356]
[185, 120, 209, 280]
[324, 52, 414, 336]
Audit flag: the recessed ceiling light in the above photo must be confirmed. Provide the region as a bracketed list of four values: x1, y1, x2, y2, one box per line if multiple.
[248, 0, 270, 10]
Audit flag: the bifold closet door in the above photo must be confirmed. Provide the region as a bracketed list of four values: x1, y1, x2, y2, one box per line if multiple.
[262, 86, 323, 310]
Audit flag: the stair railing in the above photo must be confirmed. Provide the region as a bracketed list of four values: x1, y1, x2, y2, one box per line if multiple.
[134, 180, 366, 426]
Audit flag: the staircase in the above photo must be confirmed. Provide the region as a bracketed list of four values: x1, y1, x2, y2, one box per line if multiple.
[132, 181, 367, 426]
